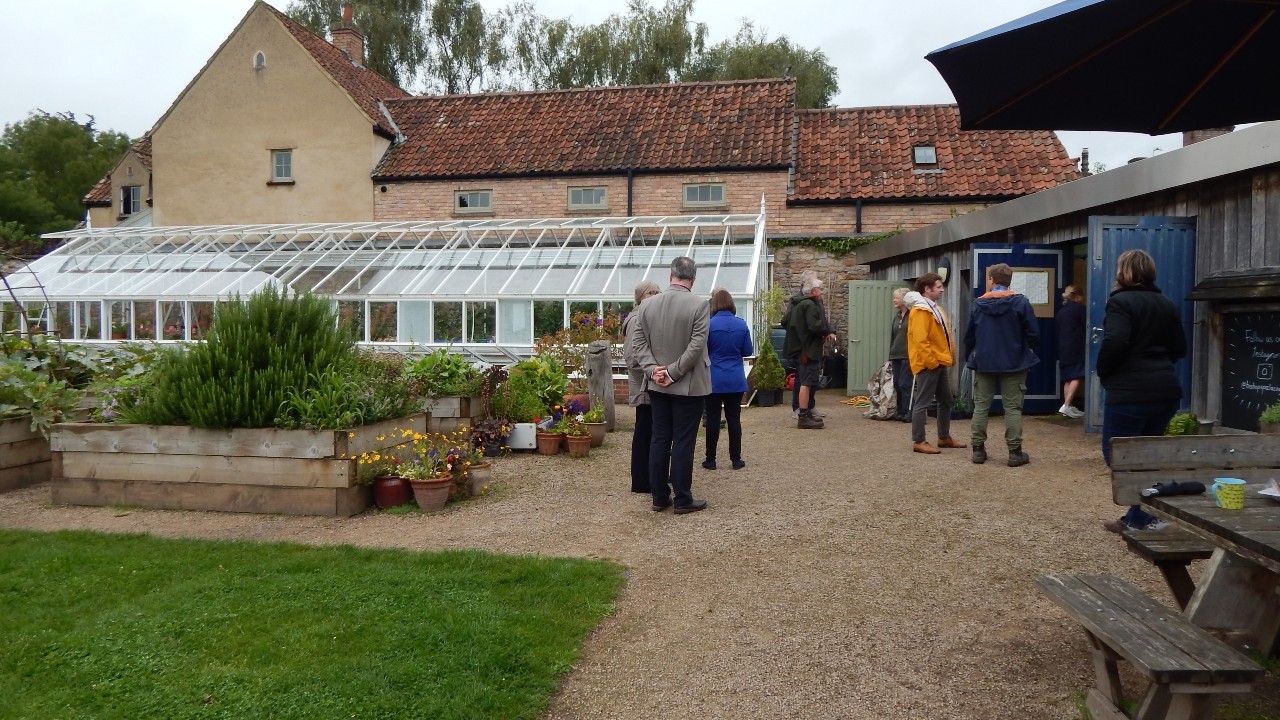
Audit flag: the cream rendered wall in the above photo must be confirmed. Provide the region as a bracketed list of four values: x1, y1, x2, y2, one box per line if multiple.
[88, 150, 150, 228]
[151, 7, 385, 225]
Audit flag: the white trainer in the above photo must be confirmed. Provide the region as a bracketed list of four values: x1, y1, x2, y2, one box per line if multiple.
[1059, 405, 1084, 419]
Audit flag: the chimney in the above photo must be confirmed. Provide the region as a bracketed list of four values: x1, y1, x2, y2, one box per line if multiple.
[1080, 147, 1090, 176]
[329, 4, 364, 66]
[1182, 126, 1234, 147]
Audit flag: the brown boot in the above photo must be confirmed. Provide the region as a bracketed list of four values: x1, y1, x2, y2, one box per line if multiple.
[936, 437, 967, 449]
[797, 411, 824, 430]
[913, 441, 941, 454]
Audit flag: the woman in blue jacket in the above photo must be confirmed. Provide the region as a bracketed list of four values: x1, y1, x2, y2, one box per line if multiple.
[703, 288, 753, 470]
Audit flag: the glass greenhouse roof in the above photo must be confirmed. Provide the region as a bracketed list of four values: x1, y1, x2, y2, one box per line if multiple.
[10, 213, 767, 358]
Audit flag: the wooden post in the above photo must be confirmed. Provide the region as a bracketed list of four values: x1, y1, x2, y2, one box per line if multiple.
[587, 340, 615, 431]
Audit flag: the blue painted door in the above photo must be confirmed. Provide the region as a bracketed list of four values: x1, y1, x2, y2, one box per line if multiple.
[970, 244, 1066, 414]
[1085, 217, 1196, 432]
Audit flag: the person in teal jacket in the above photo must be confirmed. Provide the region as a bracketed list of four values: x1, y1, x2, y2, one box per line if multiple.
[703, 288, 753, 470]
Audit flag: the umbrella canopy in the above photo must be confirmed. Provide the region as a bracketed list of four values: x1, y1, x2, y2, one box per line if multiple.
[927, 0, 1280, 134]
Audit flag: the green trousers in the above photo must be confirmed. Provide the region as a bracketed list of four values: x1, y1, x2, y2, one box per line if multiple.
[970, 370, 1027, 451]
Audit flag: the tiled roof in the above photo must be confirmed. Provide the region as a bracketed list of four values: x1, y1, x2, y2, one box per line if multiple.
[262, 3, 408, 137]
[374, 79, 795, 179]
[792, 105, 1079, 202]
[84, 135, 152, 206]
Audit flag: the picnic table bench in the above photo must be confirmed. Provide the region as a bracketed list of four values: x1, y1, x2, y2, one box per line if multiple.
[1037, 573, 1263, 720]
[1109, 435, 1280, 608]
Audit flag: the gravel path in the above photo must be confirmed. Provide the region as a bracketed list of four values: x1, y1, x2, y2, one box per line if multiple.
[2, 391, 1275, 719]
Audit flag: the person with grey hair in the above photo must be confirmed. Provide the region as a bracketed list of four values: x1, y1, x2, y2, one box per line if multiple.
[632, 256, 710, 514]
[888, 286, 912, 422]
[623, 279, 660, 493]
[783, 272, 836, 429]
[787, 270, 831, 419]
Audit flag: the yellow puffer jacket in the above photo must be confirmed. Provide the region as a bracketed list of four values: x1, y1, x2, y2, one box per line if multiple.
[906, 299, 955, 375]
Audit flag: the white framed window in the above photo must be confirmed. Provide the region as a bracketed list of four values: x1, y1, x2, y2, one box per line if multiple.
[120, 186, 141, 215]
[568, 186, 607, 211]
[912, 145, 937, 165]
[683, 183, 725, 208]
[271, 149, 293, 182]
[455, 190, 492, 213]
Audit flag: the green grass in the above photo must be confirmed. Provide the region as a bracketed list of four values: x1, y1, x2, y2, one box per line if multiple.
[0, 529, 625, 720]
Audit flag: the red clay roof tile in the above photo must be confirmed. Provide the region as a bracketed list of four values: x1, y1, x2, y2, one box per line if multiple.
[375, 79, 795, 179]
[793, 105, 1078, 202]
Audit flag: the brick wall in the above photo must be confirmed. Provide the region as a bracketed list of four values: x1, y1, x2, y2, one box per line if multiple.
[770, 246, 871, 346]
[375, 170, 790, 220]
[772, 201, 996, 235]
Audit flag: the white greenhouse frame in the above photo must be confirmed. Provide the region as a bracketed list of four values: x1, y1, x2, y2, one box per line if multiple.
[7, 208, 768, 363]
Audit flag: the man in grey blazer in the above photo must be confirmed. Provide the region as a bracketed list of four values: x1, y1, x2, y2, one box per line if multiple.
[632, 256, 711, 514]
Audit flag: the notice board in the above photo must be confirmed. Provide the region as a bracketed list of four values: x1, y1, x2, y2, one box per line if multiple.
[1220, 310, 1280, 431]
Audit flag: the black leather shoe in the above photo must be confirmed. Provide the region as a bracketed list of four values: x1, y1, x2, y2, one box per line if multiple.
[652, 501, 672, 512]
[673, 500, 708, 515]
[732, 460, 746, 470]
[702, 460, 717, 470]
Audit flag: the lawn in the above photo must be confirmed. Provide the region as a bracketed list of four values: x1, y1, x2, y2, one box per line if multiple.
[0, 530, 624, 720]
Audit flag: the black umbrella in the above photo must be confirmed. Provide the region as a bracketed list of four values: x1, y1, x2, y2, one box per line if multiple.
[926, 0, 1280, 134]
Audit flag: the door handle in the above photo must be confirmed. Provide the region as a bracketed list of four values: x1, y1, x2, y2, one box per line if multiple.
[1091, 326, 1104, 342]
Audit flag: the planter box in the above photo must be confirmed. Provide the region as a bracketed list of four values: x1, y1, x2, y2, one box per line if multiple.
[425, 396, 487, 433]
[505, 422, 537, 450]
[49, 413, 428, 517]
[0, 416, 51, 492]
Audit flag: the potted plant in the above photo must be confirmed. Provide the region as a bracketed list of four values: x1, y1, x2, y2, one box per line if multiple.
[471, 415, 511, 457]
[1260, 401, 1280, 434]
[406, 348, 485, 426]
[749, 341, 786, 407]
[354, 446, 411, 509]
[556, 413, 592, 457]
[535, 409, 564, 456]
[1165, 411, 1199, 436]
[398, 429, 466, 511]
[490, 367, 546, 450]
[110, 321, 129, 340]
[582, 400, 606, 447]
[455, 440, 492, 497]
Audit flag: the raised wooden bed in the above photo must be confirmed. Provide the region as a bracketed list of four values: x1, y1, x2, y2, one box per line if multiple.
[49, 413, 428, 517]
[0, 416, 51, 492]
[425, 395, 487, 433]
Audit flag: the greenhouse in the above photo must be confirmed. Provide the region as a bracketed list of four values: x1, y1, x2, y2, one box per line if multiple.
[3, 212, 767, 362]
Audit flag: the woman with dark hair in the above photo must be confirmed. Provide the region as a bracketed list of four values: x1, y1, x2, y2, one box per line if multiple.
[1056, 284, 1086, 419]
[624, 280, 661, 493]
[703, 288, 753, 470]
[1098, 249, 1187, 533]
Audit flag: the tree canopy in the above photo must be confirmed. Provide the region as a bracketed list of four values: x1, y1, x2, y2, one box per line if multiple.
[286, 0, 838, 107]
[0, 112, 130, 258]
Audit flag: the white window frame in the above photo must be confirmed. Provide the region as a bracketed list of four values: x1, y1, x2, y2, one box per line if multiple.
[913, 145, 938, 165]
[455, 190, 493, 214]
[120, 186, 141, 216]
[682, 183, 726, 208]
[568, 186, 608, 211]
[271, 149, 293, 183]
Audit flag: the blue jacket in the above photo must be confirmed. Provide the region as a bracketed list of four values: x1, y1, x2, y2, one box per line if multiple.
[964, 290, 1040, 373]
[708, 310, 753, 393]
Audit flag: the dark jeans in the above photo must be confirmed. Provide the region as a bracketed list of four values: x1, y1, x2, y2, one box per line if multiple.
[1103, 398, 1180, 528]
[630, 403, 652, 493]
[704, 392, 744, 463]
[649, 391, 704, 508]
[891, 358, 912, 416]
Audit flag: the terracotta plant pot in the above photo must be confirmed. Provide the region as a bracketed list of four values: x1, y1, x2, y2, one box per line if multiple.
[585, 421, 606, 447]
[409, 474, 453, 511]
[466, 461, 493, 496]
[565, 434, 591, 457]
[372, 475, 412, 509]
[536, 431, 562, 456]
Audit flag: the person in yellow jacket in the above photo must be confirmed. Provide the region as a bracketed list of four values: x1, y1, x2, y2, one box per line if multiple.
[905, 272, 967, 454]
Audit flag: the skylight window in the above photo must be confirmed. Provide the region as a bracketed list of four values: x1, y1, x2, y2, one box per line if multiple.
[913, 145, 937, 165]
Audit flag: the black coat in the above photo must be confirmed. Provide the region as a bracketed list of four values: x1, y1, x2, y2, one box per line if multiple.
[1055, 300, 1086, 366]
[1096, 285, 1186, 405]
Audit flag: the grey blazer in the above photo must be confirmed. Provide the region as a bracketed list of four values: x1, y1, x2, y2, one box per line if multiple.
[622, 313, 649, 407]
[632, 283, 711, 397]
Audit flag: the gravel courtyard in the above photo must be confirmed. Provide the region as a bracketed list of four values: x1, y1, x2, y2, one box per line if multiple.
[2, 390, 1275, 719]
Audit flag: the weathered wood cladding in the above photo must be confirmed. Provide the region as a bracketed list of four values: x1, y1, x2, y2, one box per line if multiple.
[866, 164, 1280, 421]
[49, 413, 428, 516]
[0, 417, 51, 491]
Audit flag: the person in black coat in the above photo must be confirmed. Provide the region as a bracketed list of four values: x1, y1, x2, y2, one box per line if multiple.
[1056, 285, 1086, 418]
[1097, 250, 1187, 533]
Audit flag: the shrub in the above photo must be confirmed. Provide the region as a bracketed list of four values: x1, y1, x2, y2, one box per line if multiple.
[1165, 412, 1199, 436]
[491, 367, 549, 423]
[748, 341, 786, 391]
[135, 286, 356, 429]
[1261, 401, 1280, 425]
[405, 347, 481, 397]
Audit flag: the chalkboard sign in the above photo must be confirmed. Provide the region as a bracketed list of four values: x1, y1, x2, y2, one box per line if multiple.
[1220, 311, 1280, 431]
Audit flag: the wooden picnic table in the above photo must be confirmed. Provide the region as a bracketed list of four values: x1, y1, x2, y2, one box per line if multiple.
[1143, 484, 1280, 656]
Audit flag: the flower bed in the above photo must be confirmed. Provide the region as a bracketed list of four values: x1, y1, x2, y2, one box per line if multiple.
[0, 417, 50, 491]
[49, 413, 427, 516]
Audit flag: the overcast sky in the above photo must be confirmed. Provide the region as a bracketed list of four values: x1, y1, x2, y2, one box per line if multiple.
[8, 0, 1181, 172]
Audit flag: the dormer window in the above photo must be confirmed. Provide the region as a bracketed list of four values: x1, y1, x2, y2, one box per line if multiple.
[913, 145, 938, 165]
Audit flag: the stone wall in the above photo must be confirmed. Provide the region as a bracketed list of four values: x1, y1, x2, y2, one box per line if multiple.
[769, 245, 870, 346]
